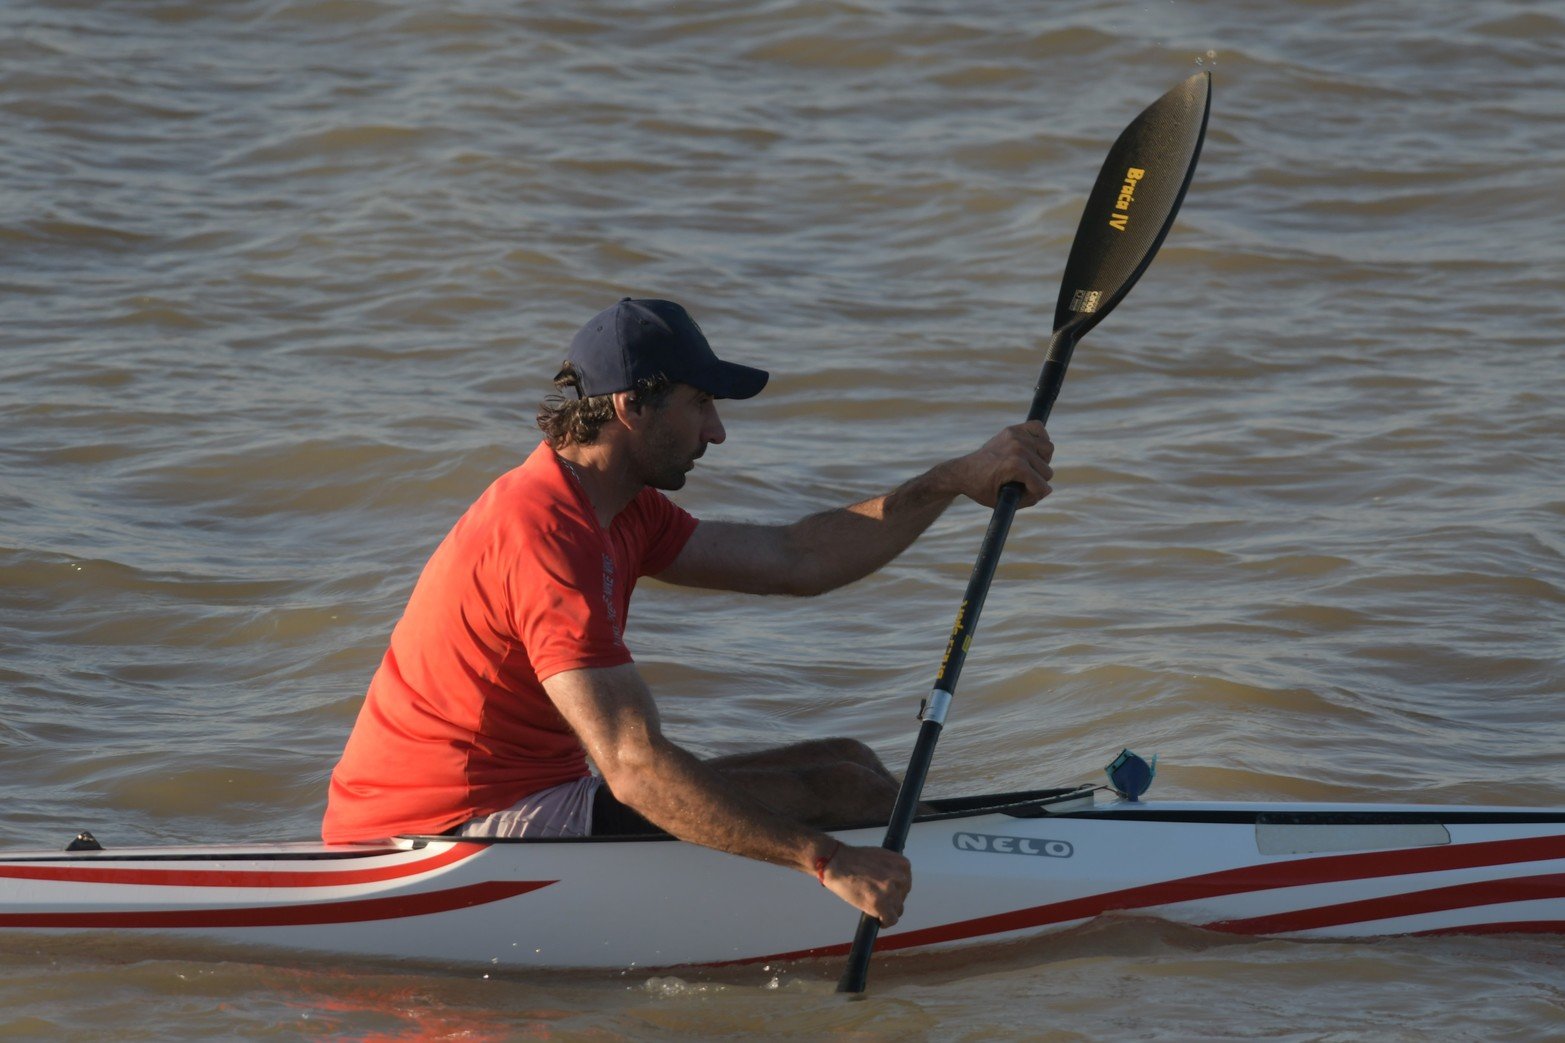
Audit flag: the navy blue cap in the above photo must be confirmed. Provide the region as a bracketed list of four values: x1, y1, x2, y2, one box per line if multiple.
[565, 298, 769, 400]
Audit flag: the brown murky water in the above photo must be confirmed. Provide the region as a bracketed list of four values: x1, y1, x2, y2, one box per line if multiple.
[3, 0, 1562, 1038]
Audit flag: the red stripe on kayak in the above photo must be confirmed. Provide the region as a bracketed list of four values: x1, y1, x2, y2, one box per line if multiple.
[0, 842, 485, 889]
[1204, 872, 1565, 935]
[874, 832, 1565, 953]
[736, 832, 1565, 964]
[0, 879, 552, 930]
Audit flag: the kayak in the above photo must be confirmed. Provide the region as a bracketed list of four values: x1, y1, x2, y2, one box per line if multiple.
[3, 786, 1563, 970]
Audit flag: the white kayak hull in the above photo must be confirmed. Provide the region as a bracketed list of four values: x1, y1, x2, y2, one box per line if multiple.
[3, 788, 1564, 969]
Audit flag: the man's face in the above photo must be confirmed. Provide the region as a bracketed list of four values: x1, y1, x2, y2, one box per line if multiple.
[635, 383, 726, 491]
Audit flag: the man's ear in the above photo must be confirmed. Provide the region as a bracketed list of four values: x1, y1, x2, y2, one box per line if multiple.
[612, 390, 644, 426]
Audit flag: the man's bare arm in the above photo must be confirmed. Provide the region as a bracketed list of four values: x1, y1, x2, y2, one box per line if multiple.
[543, 664, 911, 924]
[656, 420, 1055, 596]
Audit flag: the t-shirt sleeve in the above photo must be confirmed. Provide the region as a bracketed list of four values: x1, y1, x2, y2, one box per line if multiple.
[630, 489, 699, 577]
[513, 526, 633, 683]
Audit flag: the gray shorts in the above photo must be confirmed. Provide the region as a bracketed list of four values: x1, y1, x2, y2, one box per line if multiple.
[455, 775, 603, 839]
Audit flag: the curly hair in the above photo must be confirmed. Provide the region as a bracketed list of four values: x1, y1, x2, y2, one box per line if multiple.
[536, 364, 675, 448]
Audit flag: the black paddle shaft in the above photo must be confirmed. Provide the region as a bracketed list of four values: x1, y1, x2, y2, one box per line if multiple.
[837, 72, 1211, 996]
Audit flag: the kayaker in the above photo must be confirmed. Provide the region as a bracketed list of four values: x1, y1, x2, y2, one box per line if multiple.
[323, 297, 1056, 928]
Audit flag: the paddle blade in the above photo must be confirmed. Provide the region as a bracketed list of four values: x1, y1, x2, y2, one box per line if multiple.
[1053, 72, 1210, 338]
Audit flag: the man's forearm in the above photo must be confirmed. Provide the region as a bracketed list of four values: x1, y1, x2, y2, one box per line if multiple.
[781, 421, 1054, 595]
[611, 741, 912, 924]
[782, 461, 963, 595]
[653, 423, 1053, 598]
[607, 737, 834, 872]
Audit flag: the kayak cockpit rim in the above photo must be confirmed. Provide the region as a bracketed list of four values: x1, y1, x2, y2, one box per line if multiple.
[394, 786, 1105, 845]
[398, 788, 1565, 845]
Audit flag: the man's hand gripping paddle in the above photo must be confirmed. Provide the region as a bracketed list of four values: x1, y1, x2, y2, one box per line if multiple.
[837, 71, 1212, 996]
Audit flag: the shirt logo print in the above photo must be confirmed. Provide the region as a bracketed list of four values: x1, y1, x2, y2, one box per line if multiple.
[602, 553, 620, 639]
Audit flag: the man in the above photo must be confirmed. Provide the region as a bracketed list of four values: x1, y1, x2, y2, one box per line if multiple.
[324, 298, 1055, 928]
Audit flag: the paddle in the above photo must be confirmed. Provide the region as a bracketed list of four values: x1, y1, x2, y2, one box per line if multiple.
[836, 71, 1212, 996]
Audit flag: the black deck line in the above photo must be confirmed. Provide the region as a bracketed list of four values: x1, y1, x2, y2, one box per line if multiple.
[1050, 808, 1565, 826]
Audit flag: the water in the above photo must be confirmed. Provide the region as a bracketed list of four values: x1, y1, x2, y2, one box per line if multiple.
[3, 0, 1563, 1038]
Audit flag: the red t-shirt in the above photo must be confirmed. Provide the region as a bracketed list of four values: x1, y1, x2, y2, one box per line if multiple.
[322, 441, 697, 842]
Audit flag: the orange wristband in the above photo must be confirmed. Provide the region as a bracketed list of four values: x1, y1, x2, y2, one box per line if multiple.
[814, 840, 843, 886]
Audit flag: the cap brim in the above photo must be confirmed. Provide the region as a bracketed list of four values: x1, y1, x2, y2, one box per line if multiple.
[692, 360, 769, 400]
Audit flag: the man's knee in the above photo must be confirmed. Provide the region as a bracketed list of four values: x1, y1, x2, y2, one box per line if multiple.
[706, 736, 893, 782]
[784, 761, 895, 828]
[814, 737, 886, 771]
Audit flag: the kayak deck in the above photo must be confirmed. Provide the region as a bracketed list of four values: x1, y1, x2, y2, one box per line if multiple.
[3, 787, 1563, 969]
